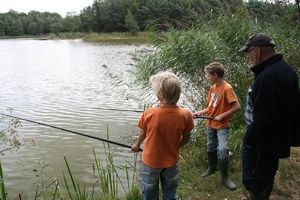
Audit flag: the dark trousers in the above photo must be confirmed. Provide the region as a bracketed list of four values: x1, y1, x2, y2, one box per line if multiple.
[242, 143, 278, 196]
[248, 177, 274, 200]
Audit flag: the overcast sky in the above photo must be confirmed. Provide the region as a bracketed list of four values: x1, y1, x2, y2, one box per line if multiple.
[0, 0, 95, 17]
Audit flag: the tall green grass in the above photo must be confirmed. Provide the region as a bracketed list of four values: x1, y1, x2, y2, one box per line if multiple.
[62, 137, 144, 200]
[60, 127, 143, 200]
[0, 161, 6, 200]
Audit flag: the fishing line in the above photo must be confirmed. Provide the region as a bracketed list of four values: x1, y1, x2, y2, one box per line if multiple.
[91, 107, 144, 113]
[0, 113, 143, 152]
[91, 107, 215, 120]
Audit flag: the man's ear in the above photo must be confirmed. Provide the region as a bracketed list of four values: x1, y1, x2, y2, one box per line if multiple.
[257, 47, 261, 58]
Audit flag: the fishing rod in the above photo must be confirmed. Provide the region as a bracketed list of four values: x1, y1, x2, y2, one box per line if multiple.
[0, 113, 143, 152]
[92, 107, 215, 120]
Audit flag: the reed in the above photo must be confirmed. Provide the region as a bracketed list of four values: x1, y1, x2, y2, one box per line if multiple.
[62, 146, 143, 200]
[0, 161, 6, 200]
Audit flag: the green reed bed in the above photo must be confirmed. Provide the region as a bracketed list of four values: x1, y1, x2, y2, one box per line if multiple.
[63, 138, 143, 200]
[0, 148, 142, 200]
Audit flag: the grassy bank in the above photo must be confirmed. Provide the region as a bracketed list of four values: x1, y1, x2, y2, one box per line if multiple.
[177, 139, 300, 199]
[0, 32, 149, 45]
[127, 7, 300, 199]
[47, 32, 149, 44]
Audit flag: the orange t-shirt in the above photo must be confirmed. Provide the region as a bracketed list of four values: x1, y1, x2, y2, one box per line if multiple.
[138, 106, 194, 168]
[206, 81, 238, 129]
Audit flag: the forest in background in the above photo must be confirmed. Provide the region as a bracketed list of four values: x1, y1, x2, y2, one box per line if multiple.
[0, 0, 299, 36]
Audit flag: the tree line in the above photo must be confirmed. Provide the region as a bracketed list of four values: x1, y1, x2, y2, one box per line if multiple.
[0, 0, 298, 36]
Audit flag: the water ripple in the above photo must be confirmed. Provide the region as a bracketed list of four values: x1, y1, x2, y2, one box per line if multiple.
[0, 39, 145, 197]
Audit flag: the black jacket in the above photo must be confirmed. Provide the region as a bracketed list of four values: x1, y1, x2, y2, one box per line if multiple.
[244, 54, 300, 159]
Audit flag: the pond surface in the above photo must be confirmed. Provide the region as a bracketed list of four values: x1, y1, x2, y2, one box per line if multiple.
[0, 38, 148, 198]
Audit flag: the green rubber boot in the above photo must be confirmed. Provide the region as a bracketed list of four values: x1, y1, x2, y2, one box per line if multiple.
[201, 151, 218, 178]
[219, 161, 236, 190]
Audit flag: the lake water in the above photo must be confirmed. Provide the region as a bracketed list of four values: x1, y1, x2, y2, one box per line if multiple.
[0, 38, 149, 198]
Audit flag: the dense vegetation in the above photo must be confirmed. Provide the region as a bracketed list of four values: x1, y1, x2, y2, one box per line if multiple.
[131, 5, 300, 129]
[125, 2, 300, 199]
[0, 0, 299, 36]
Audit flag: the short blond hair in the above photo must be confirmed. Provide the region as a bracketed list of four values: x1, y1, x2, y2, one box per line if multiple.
[204, 62, 224, 78]
[150, 71, 181, 105]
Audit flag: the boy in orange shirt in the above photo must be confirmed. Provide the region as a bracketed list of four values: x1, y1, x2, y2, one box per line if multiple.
[193, 62, 241, 190]
[132, 71, 194, 200]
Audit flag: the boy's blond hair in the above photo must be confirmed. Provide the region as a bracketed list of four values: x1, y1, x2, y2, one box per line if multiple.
[150, 71, 181, 105]
[204, 62, 225, 78]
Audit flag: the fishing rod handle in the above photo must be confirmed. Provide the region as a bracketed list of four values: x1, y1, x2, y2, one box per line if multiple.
[196, 116, 214, 120]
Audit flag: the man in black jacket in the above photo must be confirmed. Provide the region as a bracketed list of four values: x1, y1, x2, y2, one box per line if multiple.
[239, 33, 300, 199]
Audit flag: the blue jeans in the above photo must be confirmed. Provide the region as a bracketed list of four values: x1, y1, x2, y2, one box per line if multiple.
[206, 126, 229, 162]
[141, 163, 178, 200]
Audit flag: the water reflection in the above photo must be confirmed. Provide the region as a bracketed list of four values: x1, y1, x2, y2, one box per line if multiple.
[0, 39, 146, 197]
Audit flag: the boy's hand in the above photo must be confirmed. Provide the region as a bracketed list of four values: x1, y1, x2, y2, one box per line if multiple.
[214, 115, 224, 121]
[131, 143, 140, 152]
[193, 111, 204, 119]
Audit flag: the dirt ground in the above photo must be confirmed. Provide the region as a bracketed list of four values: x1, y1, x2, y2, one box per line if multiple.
[271, 147, 300, 200]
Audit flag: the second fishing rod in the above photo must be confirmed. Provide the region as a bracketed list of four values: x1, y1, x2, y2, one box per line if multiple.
[92, 107, 215, 120]
[0, 112, 143, 152]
